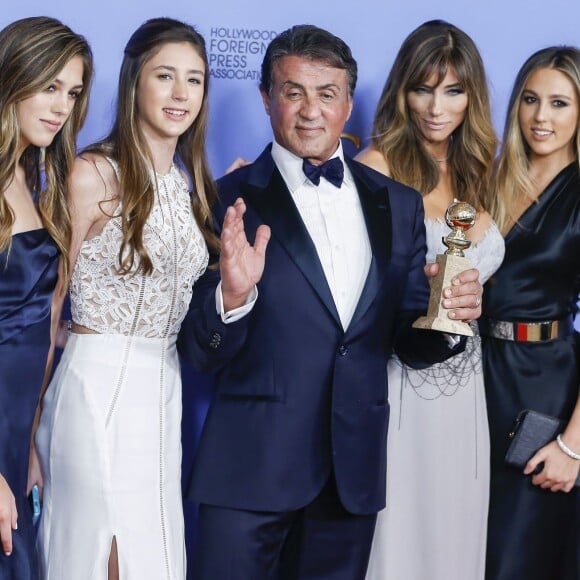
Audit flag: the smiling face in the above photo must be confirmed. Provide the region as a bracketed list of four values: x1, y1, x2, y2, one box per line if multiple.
[518, 67, 579, 166]
[15, 55, 85, 153]
[261, 55, 353, 165]
[136, 41, 205, 147]
[406, 68, 468, 152]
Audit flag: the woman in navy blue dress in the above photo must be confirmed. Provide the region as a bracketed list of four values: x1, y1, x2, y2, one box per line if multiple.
[481, 47, 580, 579]
[0, 17, 92, 579]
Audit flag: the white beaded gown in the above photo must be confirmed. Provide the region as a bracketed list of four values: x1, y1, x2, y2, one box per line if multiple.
[365, 218, 505, 580]
[36, 161, 208, 580]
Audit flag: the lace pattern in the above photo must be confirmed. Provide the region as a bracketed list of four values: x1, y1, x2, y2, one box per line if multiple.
[70, 164, 209, 338]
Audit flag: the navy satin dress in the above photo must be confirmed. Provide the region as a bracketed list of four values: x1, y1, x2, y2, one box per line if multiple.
[482, 163, 580, 580]
[0, 229, 58, 579]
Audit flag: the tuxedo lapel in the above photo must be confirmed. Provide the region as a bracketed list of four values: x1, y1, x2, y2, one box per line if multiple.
[347, 159, 392, 330]
[242, 151, 341, 326]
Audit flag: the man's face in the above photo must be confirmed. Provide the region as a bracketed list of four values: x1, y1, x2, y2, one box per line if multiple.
[261, 55, 353, 165]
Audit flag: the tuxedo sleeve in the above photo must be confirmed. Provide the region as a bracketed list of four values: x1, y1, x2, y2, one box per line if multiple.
[392, 193, 466, 368]
[177, 257, 253, 373]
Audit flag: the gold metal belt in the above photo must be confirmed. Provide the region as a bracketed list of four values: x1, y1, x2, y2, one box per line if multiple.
[479, 317, 574, 342]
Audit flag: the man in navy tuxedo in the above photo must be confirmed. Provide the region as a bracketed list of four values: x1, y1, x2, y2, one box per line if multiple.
[179, 24, 482, 580]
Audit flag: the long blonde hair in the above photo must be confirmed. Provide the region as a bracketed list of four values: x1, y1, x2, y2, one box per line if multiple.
[0, 16, 93, 278]
[372, 20, 497, 208]
[85, 17, 218, 276]
[488, 46, 580, 234]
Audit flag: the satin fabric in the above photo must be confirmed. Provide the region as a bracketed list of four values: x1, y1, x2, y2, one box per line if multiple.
[0, 229, 58, 579]
[482, 163, 580, 580]
[37, 334, 186, 580]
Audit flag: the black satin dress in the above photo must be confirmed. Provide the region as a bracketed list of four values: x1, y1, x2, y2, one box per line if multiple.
[0, 229, 58, 579]
[482, 163, 580, 580]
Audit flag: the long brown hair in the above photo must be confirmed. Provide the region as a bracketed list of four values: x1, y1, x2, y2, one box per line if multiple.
[488, 46, 580, 234]
[372, 19, 497, 208]
[0, 16, 93, 277]
[85, 17, 218, 276]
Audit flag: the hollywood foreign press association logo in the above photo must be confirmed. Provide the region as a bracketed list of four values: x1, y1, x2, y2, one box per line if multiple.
[208, 26, 278, 81]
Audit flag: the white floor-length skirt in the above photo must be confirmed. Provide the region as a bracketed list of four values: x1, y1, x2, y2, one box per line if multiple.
[36, 332, 185, 580]
[365, 335, 490, 580]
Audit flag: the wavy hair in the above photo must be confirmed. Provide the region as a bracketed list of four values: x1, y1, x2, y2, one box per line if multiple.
[488, 46, 580, 233]
[371, 19, 496, 208]
[0, 16, 93, 278]
[86, 17, 218, 276]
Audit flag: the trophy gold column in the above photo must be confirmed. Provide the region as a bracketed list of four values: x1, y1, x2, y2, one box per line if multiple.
[413, 201, 476, 336]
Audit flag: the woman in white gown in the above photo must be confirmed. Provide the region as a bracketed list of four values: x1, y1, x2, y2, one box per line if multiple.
[357, 20, 504, 580]
[33, 18, 219, 580]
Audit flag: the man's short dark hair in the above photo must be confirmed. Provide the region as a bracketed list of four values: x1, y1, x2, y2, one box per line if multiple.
[260, 24, 358, 98]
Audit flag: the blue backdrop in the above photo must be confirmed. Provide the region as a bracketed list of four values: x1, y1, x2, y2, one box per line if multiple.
[4, 0, 580, 174]
[3, 1, 579, 576]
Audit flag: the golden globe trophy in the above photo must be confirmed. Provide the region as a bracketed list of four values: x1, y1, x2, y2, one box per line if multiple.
[412, 200, 476, 337]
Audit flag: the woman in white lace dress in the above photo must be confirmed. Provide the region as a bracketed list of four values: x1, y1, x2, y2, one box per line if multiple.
[33, 18, 219, 580]
[357, 20, 504, 580]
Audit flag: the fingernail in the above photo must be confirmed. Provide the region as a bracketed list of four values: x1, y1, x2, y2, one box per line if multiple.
[443, 288, 452, 298]
[452, 278, 461, 285]
[443, 299, 452, 308]
[449, 311, 456, 319]
[4, 551, 10, 556]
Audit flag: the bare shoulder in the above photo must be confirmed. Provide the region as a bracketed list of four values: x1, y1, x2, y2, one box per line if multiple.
[71, 154, 117, 194]
[354, 146, 391, 177]
[475, 209, 494, 230]
[68, 154, 121, 230]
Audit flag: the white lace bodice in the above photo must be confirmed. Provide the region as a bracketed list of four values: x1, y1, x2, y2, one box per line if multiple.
[70, 163, 209, 338]
[425, 218, 505, 284]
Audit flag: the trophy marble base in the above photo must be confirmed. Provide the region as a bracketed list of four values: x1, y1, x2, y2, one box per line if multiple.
[412, 253, 474, 337]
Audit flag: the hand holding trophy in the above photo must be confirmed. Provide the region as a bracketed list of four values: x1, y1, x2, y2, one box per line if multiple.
[413, 200, 476, 336]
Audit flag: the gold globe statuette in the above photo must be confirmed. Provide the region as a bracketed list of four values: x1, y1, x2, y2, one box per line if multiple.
[412, 200, 476, 336]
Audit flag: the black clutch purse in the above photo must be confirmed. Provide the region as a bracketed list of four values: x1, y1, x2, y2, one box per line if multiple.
[505, 409, 580, 487]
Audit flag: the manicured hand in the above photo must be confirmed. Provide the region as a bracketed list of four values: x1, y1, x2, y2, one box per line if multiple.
[425, 264, 483, 322]
[525, 440, 580, 493]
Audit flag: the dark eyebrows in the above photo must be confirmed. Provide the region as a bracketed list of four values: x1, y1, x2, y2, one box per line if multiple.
[52, 77, 84, 91]
[153, 64, 205, 76]
[281, 80, 305, 90]
[280, 80, 341, 92]
[522, 88, 573, 100]
[413, 77, 463, 90]
[316, 82, 341, 92]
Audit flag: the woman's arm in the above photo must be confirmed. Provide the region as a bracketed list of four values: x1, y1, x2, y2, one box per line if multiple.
[27, 155, 114, 493]
[525, 393, 580, 493]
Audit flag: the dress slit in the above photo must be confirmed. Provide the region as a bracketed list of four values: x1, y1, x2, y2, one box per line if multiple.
[107, 536, 119, 580]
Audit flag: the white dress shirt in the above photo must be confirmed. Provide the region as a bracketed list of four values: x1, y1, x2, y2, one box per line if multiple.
[271, 141, 371, 330]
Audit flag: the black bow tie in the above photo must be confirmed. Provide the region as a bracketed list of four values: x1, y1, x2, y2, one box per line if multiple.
[302, 157, 344, 188]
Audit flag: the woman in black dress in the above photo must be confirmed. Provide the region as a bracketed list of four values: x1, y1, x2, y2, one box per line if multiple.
[0, 17, 92, 579]
[481, 46, 580, 580]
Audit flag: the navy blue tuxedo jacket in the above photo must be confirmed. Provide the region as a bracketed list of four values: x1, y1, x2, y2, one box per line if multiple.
[179, 145, 462, 516]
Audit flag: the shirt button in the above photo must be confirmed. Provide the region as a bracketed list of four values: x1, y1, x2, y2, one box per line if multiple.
[338, 345, 348, 356]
